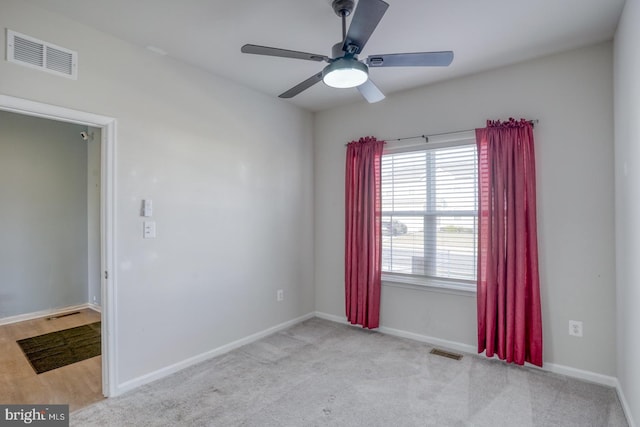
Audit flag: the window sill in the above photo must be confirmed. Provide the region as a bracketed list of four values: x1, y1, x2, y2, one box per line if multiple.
[381, 273, 477, 297]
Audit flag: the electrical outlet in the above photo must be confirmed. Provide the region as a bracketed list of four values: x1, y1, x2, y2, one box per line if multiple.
[569, 320, 583, 337]
[277, 289, 284, 302]
[143, 221, 156, 238]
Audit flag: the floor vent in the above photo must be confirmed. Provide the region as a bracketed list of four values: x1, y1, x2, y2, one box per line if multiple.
[47, 311, 81, 320]
[6, 29, 77, 79]
[430, 348, 463, 360]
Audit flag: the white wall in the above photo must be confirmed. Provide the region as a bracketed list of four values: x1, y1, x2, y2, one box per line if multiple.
[0, 110, 89, 318]
[614, 0, 640, 423]
[0, 0, 314, 387]
[315, 42, 616, 376]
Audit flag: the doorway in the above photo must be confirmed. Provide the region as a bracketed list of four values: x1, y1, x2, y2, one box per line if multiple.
[0, 94, 116, 397]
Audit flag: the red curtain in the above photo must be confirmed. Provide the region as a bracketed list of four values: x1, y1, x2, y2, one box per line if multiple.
[476, 118, 543, 367]
[345, 136, 385, 329]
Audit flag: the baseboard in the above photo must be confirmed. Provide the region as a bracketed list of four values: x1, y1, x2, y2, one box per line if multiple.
[537, 362, 617, 387]
[379, 324, 478, 355]
[114, 312, 316, 396]
[314, 311, 348, 324]
[88, 303, 102, 313]
[0, 303, 95, 326]
[314, 311, 619, 388]
[614, 378, 637, 427]
[315, 311, 477, 354]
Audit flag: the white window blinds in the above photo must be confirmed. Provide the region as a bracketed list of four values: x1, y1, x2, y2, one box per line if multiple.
[381, 140, 478, 288]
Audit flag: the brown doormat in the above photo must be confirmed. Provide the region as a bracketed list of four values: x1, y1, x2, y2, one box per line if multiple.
[17, 322, 101, 374]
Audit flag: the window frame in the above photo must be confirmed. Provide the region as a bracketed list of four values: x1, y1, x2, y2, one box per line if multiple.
[380, 132, 478, 294]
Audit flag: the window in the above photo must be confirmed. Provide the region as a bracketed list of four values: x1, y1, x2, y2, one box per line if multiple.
[381, 137, 478, 292]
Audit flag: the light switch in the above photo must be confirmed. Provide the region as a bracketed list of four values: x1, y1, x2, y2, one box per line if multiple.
[143, 221, 156, 239]
[142, 199, 153, 217]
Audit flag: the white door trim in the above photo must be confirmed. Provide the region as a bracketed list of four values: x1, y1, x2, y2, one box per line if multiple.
[0, 94, 118, 397]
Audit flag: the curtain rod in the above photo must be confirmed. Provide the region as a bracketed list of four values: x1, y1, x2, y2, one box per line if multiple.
[345, 119, 539, 145]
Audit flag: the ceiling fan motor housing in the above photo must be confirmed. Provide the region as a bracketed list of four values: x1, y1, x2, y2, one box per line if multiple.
[332, 0, 355, 17]
[332, 42, 346, 59]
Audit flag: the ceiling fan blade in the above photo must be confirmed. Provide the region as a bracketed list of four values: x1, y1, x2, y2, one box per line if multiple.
[241, 44, 329, 62]
[279, 72, 323, 98]
[342, 0, 389, 55]
[357, 79, 385, 103]
[367, 51, 454, 67]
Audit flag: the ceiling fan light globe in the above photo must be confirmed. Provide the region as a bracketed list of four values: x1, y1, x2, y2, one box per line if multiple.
[322, 59, 368, 88]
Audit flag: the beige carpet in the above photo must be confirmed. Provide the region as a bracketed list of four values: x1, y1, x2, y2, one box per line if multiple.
[71, 318, 628, 426]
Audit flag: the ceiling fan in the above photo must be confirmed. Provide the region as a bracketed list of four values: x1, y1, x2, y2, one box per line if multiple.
[241, 0, 454, 103]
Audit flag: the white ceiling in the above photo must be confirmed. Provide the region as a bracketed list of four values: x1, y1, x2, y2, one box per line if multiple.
[29, 0, 625, 112]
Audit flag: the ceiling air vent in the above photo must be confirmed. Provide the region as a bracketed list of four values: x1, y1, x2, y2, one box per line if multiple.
[6, 29, 77, 79]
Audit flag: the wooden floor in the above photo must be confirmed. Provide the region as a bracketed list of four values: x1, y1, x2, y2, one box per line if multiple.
[0, 308, 105, 412]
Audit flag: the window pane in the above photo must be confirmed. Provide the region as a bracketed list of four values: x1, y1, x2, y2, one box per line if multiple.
[381, 215, 476, 280]
[432, 216, 476, 280]
[381, 152, 427, 212]
[381, 142, 478, 284]
[382, 216, 423, 274]
[433, 145, 477, 212]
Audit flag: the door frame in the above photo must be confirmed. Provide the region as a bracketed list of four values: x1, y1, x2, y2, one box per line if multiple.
[0, 94, 118, 397]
